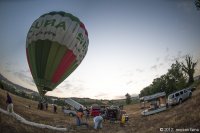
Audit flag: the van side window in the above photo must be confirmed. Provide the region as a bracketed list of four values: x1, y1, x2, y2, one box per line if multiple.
[180, 91, 183, 95]
[175, 93, 180, 97]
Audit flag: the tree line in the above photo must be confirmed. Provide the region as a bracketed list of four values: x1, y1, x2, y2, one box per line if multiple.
[139, 55, 197, 97]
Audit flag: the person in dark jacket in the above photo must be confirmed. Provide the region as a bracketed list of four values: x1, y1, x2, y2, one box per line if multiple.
[85, 107, 90, 122]
[53, 104, 57, 113]
[45, 103, 48, 110]
[78, 106, 84, 113]
[6, 92, 13, 113]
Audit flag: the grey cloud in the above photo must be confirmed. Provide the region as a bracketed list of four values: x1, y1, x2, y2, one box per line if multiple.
[166, 47, 169, 52]
[126, 80, 133, 85]
[159, 63, 163, 67]
[5, 62, 11, 66]
[14, 71, 35, 86]
[177, 0, 193, 13]
[5, 69, 11, 73]
[156, 57, 160, 62]
[171, 54, 186, 62]
[151, 65, 157, 70]
[164, 54, 170, 62]
[95, 93, 107, 98]
[0, 61, 35, 86]
[131, 94, 139, 97]
[113, 95, 125, 99]
[61, 81, 73, 89]
[178, 51, 182, 57]
[71, 90, 82, 95]
[163, 53, 184, 63]
[136, 69, 144, 73]
[113, 93, 138, 100]
[20, 69, 31, 73]
[3, 63, 13, 73]
[61, 80, 88, 96]
[151, 52, 186, 72]
[121, 70, 134, 77]
[94, 93, 119, 99]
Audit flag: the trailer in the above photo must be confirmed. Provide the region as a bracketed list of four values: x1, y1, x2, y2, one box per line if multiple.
[140, 92, 167, 116]
[64, 98, 86, 110]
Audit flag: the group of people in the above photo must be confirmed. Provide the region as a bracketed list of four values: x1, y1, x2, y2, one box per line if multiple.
[37, 102, 48, 110]
[37, 102, 58, 113]
[5, 92, 104, 130]
[75, 106, 104, 130]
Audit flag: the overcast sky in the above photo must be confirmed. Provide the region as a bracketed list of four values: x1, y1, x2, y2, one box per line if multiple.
[0, 0, 200, 99]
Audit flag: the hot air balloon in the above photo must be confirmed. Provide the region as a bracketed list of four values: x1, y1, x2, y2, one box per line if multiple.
[26, 11, 89, 96]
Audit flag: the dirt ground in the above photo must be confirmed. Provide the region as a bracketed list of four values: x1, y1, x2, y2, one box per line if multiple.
[0, 84, 200, 133]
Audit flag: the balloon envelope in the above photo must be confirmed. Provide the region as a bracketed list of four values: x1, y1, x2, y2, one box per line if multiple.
[26, 11, 89, 96]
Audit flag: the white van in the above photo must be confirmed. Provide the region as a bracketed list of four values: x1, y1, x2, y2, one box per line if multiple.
[168, 88, 192, 106]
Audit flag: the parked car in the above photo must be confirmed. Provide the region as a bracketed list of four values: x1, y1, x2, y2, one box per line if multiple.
[104, 108, 129, 122]
[90, 104, 101, 117]
[63, 109, 76, 116]
[105, 108, 119, 120]
[168, 88, 192, 106]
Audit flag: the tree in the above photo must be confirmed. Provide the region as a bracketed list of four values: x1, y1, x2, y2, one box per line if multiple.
[125, 93, 131, 104]
[195, 0, 200, 10]
[0, 82, 4, 90]
[139, 60, 187, 97]
[181, 55, 197, 85]
[166, 61, 187, 92]
[108, 100, 113, 105]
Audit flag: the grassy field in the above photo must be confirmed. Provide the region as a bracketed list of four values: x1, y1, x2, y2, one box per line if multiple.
[0, 83, 200, 133]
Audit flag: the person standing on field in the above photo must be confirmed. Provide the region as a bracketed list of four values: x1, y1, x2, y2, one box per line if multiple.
[6, 92, 14, 113]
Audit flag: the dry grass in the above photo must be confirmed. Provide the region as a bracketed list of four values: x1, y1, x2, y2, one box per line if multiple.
[0, 84, 200, 133]
[130, 85, 200, 133]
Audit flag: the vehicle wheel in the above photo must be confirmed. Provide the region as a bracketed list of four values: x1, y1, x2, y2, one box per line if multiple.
[179, 99, 182, 104]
